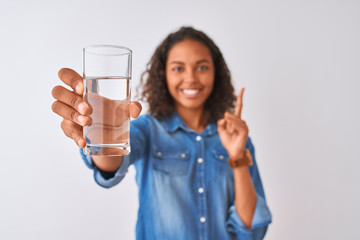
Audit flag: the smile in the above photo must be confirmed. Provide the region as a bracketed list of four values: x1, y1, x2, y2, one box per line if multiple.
[181, 88, 201, 97]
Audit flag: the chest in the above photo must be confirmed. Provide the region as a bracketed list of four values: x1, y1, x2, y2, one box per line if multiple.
[148, 130, 234, 181]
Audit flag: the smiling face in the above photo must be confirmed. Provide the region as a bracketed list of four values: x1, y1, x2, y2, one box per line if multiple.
[166, 39, 215, 115]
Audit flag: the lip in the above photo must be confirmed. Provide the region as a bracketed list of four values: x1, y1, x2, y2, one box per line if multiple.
[180, 88, 201, 98]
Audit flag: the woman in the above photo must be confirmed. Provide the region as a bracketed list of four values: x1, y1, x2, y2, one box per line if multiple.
[51, 26, 272, 239]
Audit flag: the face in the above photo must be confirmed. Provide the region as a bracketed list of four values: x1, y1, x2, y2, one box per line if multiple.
[166, 39, 215, 114]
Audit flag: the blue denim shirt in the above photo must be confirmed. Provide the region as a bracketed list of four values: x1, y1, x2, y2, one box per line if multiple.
[81, 112, 272, 240]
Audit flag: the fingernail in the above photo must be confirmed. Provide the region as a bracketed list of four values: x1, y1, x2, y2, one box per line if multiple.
[78, 103, 86, 114]
[75, 84, 82, 94]
[78, 115, 86, 123]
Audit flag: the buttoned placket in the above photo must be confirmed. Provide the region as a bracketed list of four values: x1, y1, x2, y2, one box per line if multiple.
[195, 134, 208, 240]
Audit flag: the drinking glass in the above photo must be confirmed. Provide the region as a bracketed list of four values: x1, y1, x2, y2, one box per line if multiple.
[82, 45, 132, 156]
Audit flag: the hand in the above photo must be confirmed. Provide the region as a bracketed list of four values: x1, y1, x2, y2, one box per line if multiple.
[83, 92, 136, 145]
[217, 88, 249, 160]
[51, 68, 142, 148]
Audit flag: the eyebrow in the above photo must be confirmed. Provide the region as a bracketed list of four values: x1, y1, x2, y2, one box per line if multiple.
[169, 59, 211, 65]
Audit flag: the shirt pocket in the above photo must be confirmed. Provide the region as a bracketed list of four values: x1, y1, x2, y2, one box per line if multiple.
[213, 148, 231, 175]
[152, 146, 190, 176]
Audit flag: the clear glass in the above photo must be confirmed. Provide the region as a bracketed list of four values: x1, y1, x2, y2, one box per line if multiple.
[82, 45, 132, 156]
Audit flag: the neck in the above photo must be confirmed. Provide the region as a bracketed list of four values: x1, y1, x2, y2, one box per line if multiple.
[175, 106, 208, 133]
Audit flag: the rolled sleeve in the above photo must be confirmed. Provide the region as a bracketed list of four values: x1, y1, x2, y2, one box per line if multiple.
[226, 194, 272, 240]
[80, 149, 131, 189]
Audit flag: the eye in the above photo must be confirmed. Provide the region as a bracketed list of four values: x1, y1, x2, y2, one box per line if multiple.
[173, 66, 183, 72]
[198, 65, 209, 71]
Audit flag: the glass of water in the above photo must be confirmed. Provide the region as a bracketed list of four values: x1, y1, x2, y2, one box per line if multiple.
[82, 45, 132, 156]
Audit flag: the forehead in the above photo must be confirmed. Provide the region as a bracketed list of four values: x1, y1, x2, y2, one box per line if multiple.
[167, 39, 212, 62]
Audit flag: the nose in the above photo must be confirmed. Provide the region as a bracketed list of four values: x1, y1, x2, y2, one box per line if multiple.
[183, 68, 198, 83]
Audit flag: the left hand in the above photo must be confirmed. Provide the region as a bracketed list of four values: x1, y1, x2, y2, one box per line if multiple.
[217, 88, 249, 160]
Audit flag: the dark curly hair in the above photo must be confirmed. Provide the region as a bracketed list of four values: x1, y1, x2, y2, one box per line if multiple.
[139, 26, 236, 121]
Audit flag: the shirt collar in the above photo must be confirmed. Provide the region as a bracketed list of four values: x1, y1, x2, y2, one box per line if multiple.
[162, 111, 217, 136]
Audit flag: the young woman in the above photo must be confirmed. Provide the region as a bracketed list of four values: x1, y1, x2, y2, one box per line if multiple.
[51, 27, 272, 240]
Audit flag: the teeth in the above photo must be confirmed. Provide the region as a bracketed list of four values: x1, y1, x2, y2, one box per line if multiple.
[182, 89, 199, 95]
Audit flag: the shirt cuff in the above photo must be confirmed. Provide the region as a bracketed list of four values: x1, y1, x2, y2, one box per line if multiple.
[79, 148, 131, 189]
[226, 194, 272, 240]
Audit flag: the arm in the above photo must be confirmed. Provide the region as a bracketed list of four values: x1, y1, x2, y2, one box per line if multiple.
[92, 156, 123, 172]
[218, 88, 271, 239]
[218, 88, 256, 227]
[233, 164, 257, 229]
[226, 139, 272, 239]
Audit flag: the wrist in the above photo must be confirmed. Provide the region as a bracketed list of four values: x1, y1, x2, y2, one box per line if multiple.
[229, 150, 246, 160]
[228, 149, 253, 168]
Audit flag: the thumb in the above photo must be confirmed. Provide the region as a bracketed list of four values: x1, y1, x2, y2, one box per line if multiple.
[217, 118, 226, 132]
[130, 101, 142, 118]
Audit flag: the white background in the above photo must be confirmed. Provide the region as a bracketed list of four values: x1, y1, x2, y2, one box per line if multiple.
[1, 0, 359, 239]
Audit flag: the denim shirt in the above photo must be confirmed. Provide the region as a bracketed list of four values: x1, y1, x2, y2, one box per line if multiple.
[81, 112, 272, 240]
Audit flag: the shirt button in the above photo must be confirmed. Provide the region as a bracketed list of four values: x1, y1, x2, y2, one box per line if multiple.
[200, 217, 206, 223]
[196, 136, 202, 141]
[219, 155, 224, 160]
[157, 152, 162, 157]
[181, 153, 186, 158]
[197, 158, 203, 163]
[198, 187, 204, 193]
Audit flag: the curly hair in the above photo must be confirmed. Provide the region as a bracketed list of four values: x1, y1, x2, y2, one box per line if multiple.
[139, 26, 236, 121]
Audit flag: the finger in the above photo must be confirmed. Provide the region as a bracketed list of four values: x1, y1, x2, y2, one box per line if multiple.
[225, 112, 242, 122]
[225, 113, 248, 128]
[61, 119, 86, 148]
[52, 86, 91, 115]
[225, 118, 249, 134]
[227, 121, 234, 133]
[52, 101, 91, 126]
[234, 88, 245, 118]
[130, 101, 142, 118]
[223, 112, 246, 132]
[227, 119, 247, 131]
[224, 112, 244, 131]
[231, 121, 249, 135]
[58, 68, 83, 95]
[85, 93, 129, 126]
[217, 118, 226, 130]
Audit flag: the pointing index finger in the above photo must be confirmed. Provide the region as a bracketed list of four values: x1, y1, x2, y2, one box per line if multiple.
[234, 88, 244, 118]
[58, 68, 83, 95]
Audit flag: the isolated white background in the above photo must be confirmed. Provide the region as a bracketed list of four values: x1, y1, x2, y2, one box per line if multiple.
[0, 0, 359, 239]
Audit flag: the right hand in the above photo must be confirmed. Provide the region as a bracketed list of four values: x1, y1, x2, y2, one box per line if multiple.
[51, 68, 142, 148]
